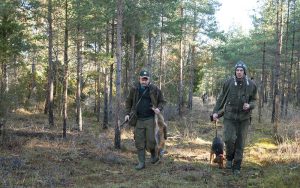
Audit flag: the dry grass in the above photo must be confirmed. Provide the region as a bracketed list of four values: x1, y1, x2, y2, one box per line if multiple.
[0, 97, 299, 187]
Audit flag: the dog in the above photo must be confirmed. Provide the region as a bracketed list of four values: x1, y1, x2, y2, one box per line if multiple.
[210, 136, 225, 169]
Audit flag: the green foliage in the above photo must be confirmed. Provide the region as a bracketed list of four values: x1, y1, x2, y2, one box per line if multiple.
[0, 1, 29, 61]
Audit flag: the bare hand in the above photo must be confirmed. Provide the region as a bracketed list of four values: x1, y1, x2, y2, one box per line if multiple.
[243, 103, 250, 110]
[152, 107, 160, 114]
[212, 113, 218, 121]
[125, 115, 130, 122]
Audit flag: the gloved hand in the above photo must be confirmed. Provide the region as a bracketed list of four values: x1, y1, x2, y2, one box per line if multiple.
[212, 113, 219, 121]
[125, 115, 130, 122]
[152, 107, 160, 114]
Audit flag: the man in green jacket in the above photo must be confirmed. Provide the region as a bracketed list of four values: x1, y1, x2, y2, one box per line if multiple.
[212, 61, 257, 175]
[125, 70, 166, 170]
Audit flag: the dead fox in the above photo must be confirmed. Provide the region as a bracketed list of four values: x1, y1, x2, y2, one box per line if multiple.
[154, 112, 167, 158]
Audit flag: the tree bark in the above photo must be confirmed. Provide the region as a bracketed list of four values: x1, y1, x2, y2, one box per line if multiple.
[147, 31, 152, 74]
[76, 1, 83, 131]
[178, 5, 184, 116]
[115, 0, 124, 149]
[159, 11, 164, 90]
[62, 0, 69, 138]
[47, 0, 54, 127]
[286, 0, 296, 113]
[280, 0, 291, 118]
[130, 33, 135, 84]
[188, 8, 197, 110]
[103, 21, 110, 129]
[272, 0, 283, 134]
[109, 18, 115, 122]
[259, 42, 266, 123]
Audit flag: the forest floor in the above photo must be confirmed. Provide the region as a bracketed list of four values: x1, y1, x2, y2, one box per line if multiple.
[0, 97, 300, 187]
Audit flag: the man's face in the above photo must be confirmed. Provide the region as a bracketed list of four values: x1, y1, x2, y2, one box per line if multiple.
[139, 77, 150, 86]
[235, 68, 245, 79]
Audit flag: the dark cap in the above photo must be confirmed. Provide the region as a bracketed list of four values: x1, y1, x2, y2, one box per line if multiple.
[235, 60, 247, 75]
[139, 70, 150, 77]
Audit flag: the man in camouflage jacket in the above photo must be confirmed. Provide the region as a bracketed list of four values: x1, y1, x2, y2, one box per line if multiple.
[125, 70, 166, 170]
[212, 61, 257, 175]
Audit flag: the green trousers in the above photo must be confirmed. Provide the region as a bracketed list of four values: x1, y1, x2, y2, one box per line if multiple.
[134, 118, 156, 151]
[223, 118, 250, 164]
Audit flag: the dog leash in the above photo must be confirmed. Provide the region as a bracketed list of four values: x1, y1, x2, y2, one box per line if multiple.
[214, 120, 218, 137]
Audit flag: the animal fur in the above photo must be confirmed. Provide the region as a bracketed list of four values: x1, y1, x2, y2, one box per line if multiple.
[210, 136, 225, 169]
[154, 112, 167, 158]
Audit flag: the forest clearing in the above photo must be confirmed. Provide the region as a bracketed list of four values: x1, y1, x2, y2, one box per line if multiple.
[1, 97, 299, 187]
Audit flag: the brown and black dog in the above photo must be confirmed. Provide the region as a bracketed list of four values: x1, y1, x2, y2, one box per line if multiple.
[210, 136, 225, 169]
[209, 114, 225, 168]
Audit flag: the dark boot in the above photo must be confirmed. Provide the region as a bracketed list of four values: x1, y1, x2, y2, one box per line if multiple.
[232, 160, 241, 176]
[226, 160, 232, 169]
[135, 150, 145, 170]
[150, 149, 159, 164]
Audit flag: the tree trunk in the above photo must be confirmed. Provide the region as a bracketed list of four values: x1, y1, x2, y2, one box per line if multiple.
[280, 0, 291, 118]
[76, 5, 83, 131]
[62, 0, 69, 138]
[124, 34, 129, 98]
[114, 0, 124, 149]
[130, 33, 135, 84]
[259, 42, 266, 123]
[147, 31, 152, 74]
[103, 68, 109, 129]
[96, 63, 101, 122]
[47, 0, 54, 127]
[159, 11, 164, 90]
[188, 9, 197, 110]
[0, 15, 8, 101]
[178, 5, 184, 116]
[286, 0, 296, 113]
[103, 21, 110, 129]
[272, 0, 283, 134]
[297, 58, 300, 106]
[109, 18, 115, 122]
[28, 52, 36, 100]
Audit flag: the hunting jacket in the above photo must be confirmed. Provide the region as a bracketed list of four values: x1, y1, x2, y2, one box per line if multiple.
[213, 76, 257, 121]
[125, 82, 166, 117]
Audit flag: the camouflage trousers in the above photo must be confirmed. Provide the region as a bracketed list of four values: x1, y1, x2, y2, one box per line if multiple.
[223, 118, 250, 163]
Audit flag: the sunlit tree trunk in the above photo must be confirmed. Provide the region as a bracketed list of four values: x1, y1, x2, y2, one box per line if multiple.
[286, 0, 296, 114]
[109, 18, 115, 122]
[115, 0, 124, 149]
[96, 59, 101, 122]
[259, 42, 266, 123]
[159, 11, 164, 90]
[62, 0, 69, 138]
[188, 9, 197, 110]
[47, 0, 54, 127]
[280, 0, 291, 118]
[272, 0, 283, 135]
[124, 34, 129, 98]
[103, 21, 110, 129]
[75, 1, 83, 131]
[178, 5, 184, 116]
